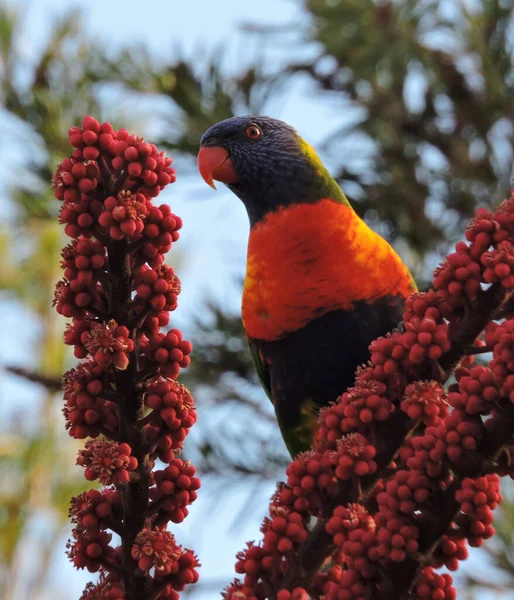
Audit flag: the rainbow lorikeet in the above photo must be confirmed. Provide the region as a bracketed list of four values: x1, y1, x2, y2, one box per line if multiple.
[197, 116, 416, 457]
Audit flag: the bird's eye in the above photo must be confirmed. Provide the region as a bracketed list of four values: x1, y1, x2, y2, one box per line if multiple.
[245, 124, 262, 139]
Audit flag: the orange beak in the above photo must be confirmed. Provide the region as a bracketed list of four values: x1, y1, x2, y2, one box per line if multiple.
[197, 146, 238, 190]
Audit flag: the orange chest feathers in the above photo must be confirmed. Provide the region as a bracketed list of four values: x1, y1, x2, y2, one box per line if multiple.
[242, 198, 415, 341]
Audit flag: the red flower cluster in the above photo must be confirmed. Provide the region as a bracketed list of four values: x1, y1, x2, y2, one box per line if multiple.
[414, 567, 457, 600]
[340, 380, 394, 432]
[53, 117, 199, 599]
[80, 571, 125, 600]
[151, 459, 201, 524]
[276, 589, 309, 600]
[141, 329, 192, 378]
[326, 504, 376, 574]
[449, 365, 500, 415]
[227, 191, 514, 598]
[331, 433, 377, 480]
[77, 440, 138, 485]
[62, 360, 117, 439]
[432, 531, 469, 571]
[314, 564, 373, 599]
[131, 527, 199, 584]
[222, 485, 311, 599]
[69, 488, 122, 532]
[482, 240, 514, 288]
[377, 469, 430, 515]
[455, 475, 501, 546]
[316, 380, 394, 448]
[99, 191, 150, 241]
[369, 296, 451, 378]
[485, 319, 514, 402]
[401, 380, 448, 424]
[83, 320, 134, 370]
[433, 241, 482, 309]
[134, 264, 181, 313]
[67, 528, 116, 573]
[144, 378, 197, 458]
[286, 450, 337, 513]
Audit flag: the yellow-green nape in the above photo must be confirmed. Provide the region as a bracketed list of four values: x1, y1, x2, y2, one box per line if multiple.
[296, 135, 324, 166]
[295, 134, 351, 208]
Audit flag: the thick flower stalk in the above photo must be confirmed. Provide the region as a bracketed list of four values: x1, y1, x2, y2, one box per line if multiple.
[53, 117, 200, 600]
[224, 192, 514, 600]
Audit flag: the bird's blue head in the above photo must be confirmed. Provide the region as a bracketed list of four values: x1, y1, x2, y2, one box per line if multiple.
[197, 116, 344, 225]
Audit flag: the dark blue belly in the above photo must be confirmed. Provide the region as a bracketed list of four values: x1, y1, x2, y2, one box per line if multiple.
[257, 295, 404, 432]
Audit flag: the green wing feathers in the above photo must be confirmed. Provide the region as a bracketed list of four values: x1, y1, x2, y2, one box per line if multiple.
[247, 336, 272, 402]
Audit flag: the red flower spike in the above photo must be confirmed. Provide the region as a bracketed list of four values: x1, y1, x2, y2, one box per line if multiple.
[52, 157, 100, 199]
[271, 482, 311, 516]
[112, 134, 176, 197]
[53, 278, 96, 319]
[234, 542, 266, 587]
[493, 195, 514, 238]
[140, 311, 171, 337]
[55, 118, 198, 599]
[225, 189, 514, 600]
[142, 204, 182, 261]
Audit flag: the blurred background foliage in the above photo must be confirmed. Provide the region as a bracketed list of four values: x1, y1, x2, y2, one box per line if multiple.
[0, 0, 513, 598]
